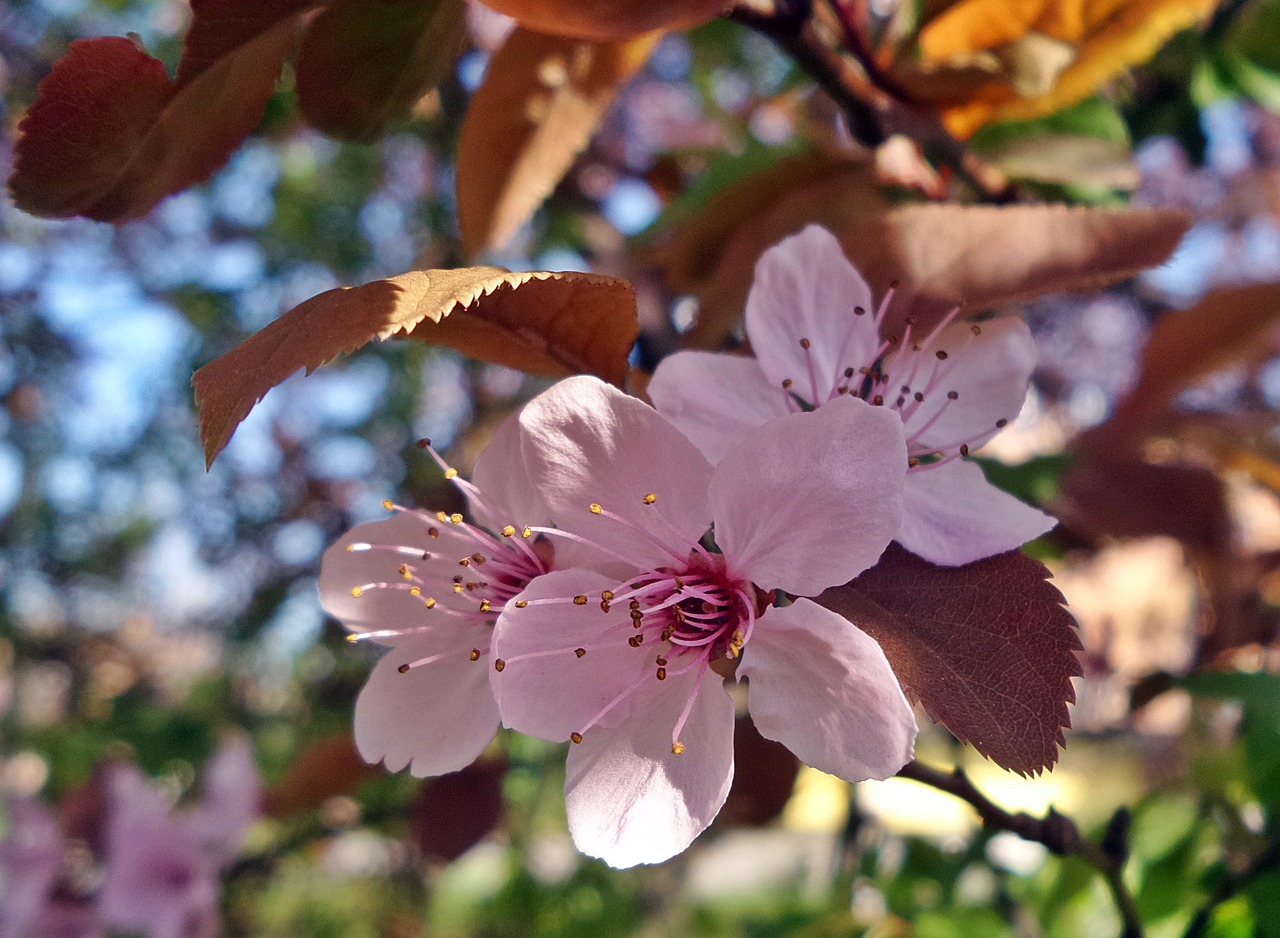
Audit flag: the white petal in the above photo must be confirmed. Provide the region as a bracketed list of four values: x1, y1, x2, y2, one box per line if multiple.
[519, 376, 713, 569]
[648, 351, 792, 464]
[897, 459, 1056, 566]
[564, 670, 735, 868]
[710, 395, 906, 596]
[490, 569, 650, 742]
[890, 316, 1035, 452]
[745, 225, 879, 401]
[469, 410, 549, 530]
[354, 630, 500, 777]
[740, 600, 916, 781]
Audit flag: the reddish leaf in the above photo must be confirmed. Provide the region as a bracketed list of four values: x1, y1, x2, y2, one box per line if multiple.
[720, 715, 800, 828]
[475, 0, 725, 40]
[264, 733, 383, 816]
[295, 0, 468, 141]
[10, 10, 299, 221]
[410, 758, 507, 863]
[818, 544, 1082, 776]
[193, 267, 638, 466]
[1057, 454, 1231, 555]
[457, 28, 659, 255]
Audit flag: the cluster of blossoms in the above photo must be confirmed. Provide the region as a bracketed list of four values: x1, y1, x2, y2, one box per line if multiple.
[0, 739, 260, 938]
[320, 227, 1053, 868]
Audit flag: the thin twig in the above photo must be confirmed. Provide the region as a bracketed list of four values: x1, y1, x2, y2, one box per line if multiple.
[898, 761, 1143, 938]
[1183, 838, 1280, 938]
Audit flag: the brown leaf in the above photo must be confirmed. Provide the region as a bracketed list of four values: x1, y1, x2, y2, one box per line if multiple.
[818, 544, 1082, 776]
[193, 267, 638, 466]
[684, 199, 1189, 350]
[295, 0, 468, 141]
[264, 733, 383, 816]
[474, 0, 725, 40]
[409, 758, 506, 863]
[457, 28, 659, 256]
[1102, 282, 1280, 436]
[1057, 454, 1231, 555]
[720, 715, 800, 828]
[9, 24, 295, 220]
[984, 134, 1139, 189]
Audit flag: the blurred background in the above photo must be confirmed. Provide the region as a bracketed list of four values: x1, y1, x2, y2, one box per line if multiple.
[5, 0, 1280, 934]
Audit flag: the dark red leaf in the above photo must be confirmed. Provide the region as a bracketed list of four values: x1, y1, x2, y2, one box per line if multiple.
[817, 543, 1081, 776]
[720, 715, 800, 828]
[410, 758, 506, 863]
[264, 733, 383, 816]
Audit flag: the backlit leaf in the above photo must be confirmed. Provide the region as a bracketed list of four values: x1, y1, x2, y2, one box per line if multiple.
[474, 0, 725, 40]
[818, 544, 1081, 775]
[10, 24, 295, 220]
[193, 267, 638, 466]
[457, 27, 659, 256]
[264, 733, 383, 816]
[295, 0, 468, 141]
[410, 758, 507, 863]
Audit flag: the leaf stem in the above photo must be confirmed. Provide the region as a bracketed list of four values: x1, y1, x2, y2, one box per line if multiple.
[897, 760, 1143, 938]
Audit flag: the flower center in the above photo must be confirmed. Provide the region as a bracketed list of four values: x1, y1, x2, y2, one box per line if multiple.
[775, 291, 1014, 470]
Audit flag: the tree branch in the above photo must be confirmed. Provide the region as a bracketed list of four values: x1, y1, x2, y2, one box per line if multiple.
[1183, 838, 1280, 938]
[898, 761, 1143, 938]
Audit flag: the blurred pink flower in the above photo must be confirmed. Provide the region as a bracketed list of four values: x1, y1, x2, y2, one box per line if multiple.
[320, 415, 553, 777]
[97, 740, 260, 938]
[490, 376, 917, 867]
[0, 798, 64, 938]
[649, 224, 1054, 566]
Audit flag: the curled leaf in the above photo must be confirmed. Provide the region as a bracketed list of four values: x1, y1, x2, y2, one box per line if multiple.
[474, 0, 725, 40]
[193, 267, 638, 466]
[458, 28, 659, 256]
[818, 544, 1081, 776]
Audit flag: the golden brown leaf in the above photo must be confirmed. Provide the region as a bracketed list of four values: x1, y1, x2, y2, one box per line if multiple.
[457, 28, 659, 256]
[474, 0, 725, 40]
[194, 267, 638, 466]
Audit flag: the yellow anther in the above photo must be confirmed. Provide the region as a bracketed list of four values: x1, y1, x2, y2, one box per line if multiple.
[589, 503, 603, 514]
[572, 595, 588, 606]
[399, 564, 411, 578]
[383, 500, 395, 511]
[602, 590, 615, 601]
[450, 513, 464, 524]
[479, 599, 492, 613]
[521, 526, 533, 538]
[409, 587, 422, 597]
[502, 525, 516, 537]
[570, 732, 583, 744]
[574, 648, 587, 658]
[656, 667, 667, 681]
[444, 467, 458, 479]
[671, 742, 686, 755]
[629, 635, 643, 647]
[470, 648, 481, 661]
[515, 600, 529, 608]
[425, 598, 437, 608]
[397, 663, 411, 674]
[471, 553, 486, 565]
[454, 583, 464, 593]
[344, 544, 355, 552]
[642, 493, 656, 505]
[494, 659, 506, 672]
[350, 586, 364, 598]
[345, 634, 359, 643]
[436, 511, 448, 522]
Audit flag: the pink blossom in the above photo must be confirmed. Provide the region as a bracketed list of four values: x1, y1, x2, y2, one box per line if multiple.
[0, 798, 64, 938]
[319, 415, 553, 777]
[649, 224, 1054, 566]
[489, 376, 917, 867]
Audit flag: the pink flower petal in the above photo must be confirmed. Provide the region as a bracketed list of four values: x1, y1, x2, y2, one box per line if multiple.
[518, 376, 713, 569]
[0, 798, 63, 938]
[564, 670, 735, 867]
[897, 459, 1056, 565]
[744, 225, 879, 400]
[710, 396, 906, 596]
[490, 569, 651, 742]
[891, 316, 1035, 453]
[469, 410, 549, 530]
[354, 629, 500, 777]
[648, 351, 791, 463]
[740, 599, 916, 781]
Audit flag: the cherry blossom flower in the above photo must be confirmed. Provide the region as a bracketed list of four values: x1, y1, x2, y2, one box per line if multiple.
[0, 798, 65, 938]
[649, 224, 1054, 566]
[489, 376, 917, 867]
[319, 415, 553, 777]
